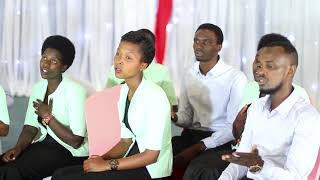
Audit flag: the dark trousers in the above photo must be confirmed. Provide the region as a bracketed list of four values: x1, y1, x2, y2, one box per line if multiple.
[52, 165, 171, 180]
[172, 129, 233, 180]
[0, 135, 86, 180]
[183, 145, 233, 180]
[172, 129, 213, 156]
[52, 143, 169, 180]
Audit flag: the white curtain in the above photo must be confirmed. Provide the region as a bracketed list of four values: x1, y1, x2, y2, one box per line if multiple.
[1, 0, 319, 110]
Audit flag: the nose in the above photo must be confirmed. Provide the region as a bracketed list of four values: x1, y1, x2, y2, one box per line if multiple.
[254, 67, 265, 76]
[41, 59, 50, 68]
[193, 42, 202, 50]
[114, 56, 123, 65]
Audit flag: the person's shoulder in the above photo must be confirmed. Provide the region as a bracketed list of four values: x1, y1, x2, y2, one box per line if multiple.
[293, 101, 320, 132]
[32, 79, 47, 90]
[143, 79, 164, 92]
[186, 61, 199, 74]
[145, 62, 170, 77]
[142, 79, 168, 98]
[63, 76, 87, 95]
[292, 83, 310, 103]
[294, 99, 319, 119]
[220, 60, 246, 77]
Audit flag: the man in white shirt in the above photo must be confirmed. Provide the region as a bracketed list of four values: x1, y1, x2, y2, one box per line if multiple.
[171, 23, 247, 180]
[220, 41, 320, 180]
[233, 33, 310, 142]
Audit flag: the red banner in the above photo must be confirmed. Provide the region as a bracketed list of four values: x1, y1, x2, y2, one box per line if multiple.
[154, 0, 173, 64]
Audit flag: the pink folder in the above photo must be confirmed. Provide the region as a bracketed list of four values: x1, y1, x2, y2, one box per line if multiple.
[309, 148, 320, 180]
[85, 85, 122, 156]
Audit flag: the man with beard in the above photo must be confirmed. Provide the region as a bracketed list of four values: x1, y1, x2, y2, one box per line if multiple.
[171, 23, 247, 180]
[219, 41, 320, 179]
[232, 33, 310, 144]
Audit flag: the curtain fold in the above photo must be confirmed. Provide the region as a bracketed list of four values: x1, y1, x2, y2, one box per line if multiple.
[0, 0, 319, 109]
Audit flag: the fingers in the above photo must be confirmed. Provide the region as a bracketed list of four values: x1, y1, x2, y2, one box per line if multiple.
[83, 160, 94, 173]
[3, 151, 15, 162]
[89, 155, 99, 159]
[233, 152, 256, 158]
[221, 154, 232, 161]
[221, 152, 258, 167]
[36, 99, 43, 104]
[33, 101, 39, 109]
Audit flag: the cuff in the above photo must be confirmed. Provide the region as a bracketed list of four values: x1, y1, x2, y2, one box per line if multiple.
[202, 137, 217, 149]
[247, 161, 271, 179]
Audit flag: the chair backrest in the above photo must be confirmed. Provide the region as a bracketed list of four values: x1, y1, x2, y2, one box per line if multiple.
[308, 148, 320, 180]
[85, 85, 121, 156]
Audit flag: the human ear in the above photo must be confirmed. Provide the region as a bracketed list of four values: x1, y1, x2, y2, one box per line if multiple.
[139, 62, 148, 71]
[61, 64, 68, 73]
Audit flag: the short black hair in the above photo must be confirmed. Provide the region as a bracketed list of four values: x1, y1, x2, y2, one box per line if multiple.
[41, 35, 75, 69]
[121, 31, 155, 64]
[257, 33, 291, 51]
[264, 41, 298, 66]
[196, 23, 224, 45]
[137, 29, 155, 43]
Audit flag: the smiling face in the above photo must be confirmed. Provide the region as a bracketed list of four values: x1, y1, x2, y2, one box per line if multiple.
[193, 29, 222, 62]
[40, 48, 68, 80]
[253, 46, 295, 95]
[114, 41, 148, 80]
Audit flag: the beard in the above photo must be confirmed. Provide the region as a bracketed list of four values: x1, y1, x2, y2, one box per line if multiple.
[259, 82, 283, 95]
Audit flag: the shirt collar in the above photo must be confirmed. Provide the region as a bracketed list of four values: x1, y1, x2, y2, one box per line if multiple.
[42, 75, 68, 98]
[194, 57, 232, 77]
[262, 87, 301, 117]
[122, 78, 146, 102]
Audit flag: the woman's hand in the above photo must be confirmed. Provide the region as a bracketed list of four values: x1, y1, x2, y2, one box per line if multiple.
[83, 155, 110, 173]
[33, 99, 53, 118]
[2, 146, 22, 162]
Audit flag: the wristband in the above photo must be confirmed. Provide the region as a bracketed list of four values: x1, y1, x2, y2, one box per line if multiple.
[109, 159, 119, 170]
[42, 113, 53, 125]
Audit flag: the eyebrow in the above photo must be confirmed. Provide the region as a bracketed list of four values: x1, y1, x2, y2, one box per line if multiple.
[117, 49, 138, 54]
[194, 37, 212, 41]
[265, 60, 274, 63]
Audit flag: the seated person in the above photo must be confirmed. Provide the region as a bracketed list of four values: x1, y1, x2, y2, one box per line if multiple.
[171, 23, 247, 180]
[106, 28, 178, 113]
[0, 86, 10, 152]
[52, 30, 172, 180]
[219, 41, 320, 179]
[0, 35, 88, 180]
[233, 33, 310, 143]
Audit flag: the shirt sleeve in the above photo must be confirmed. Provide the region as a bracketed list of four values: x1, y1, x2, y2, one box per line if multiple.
[247, 110, 320, 180]
[202, 72, 247, 149]
[176, 74, 194, 127]
[145, 90, 171, 150]
[219, 102, 255, 179]
[0, 87, 10, 125]
[67, 84, 87, 137]
[24, 86, 41, 128]
[219, 163, 248, 180]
